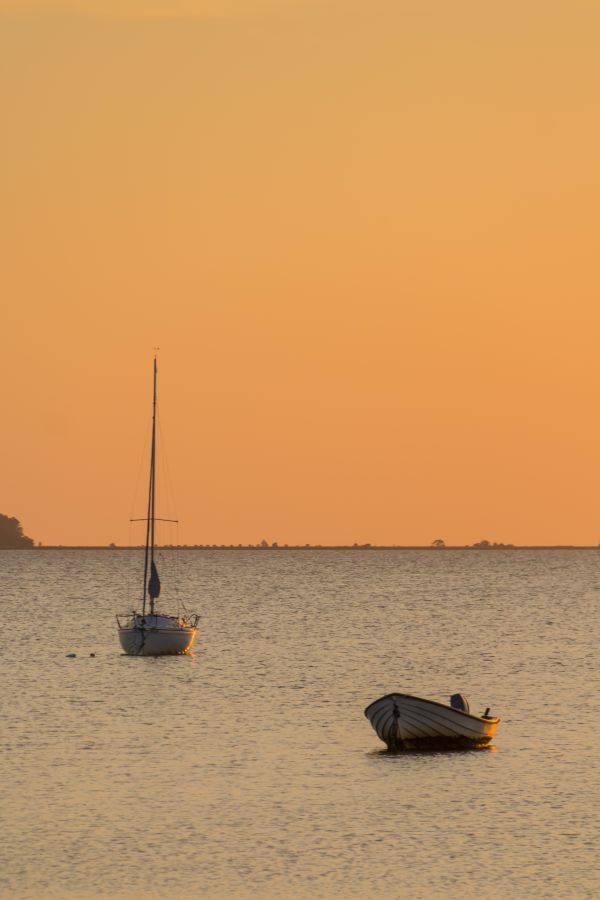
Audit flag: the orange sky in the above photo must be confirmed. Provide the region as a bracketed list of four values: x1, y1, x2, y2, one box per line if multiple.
[2, 1, 600, 546]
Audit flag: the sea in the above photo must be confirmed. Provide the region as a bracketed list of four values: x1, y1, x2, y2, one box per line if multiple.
[1, 548, 598, 899]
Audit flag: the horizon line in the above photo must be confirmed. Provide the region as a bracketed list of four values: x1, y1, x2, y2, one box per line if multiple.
[8, 543, 600, 550]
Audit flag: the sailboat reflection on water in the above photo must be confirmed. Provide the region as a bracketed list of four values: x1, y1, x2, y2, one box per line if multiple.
[116, 357, 199, 656]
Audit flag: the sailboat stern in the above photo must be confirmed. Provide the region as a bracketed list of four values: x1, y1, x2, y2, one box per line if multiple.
[117, 613, 199, 656]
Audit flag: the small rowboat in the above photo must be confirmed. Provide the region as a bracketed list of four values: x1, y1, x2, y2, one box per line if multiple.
[365, 692, 500, 751]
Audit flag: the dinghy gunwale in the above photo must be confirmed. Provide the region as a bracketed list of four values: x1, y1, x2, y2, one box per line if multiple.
[364, 692, 500, 726]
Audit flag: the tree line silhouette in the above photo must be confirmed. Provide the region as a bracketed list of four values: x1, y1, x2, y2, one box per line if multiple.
[0, 514, 34, 548]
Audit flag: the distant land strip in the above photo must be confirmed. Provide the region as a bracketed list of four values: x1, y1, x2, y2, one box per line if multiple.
[15, 544, 600, 550]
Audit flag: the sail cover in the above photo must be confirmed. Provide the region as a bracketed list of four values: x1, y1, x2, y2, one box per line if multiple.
[148, 560, 161, 599]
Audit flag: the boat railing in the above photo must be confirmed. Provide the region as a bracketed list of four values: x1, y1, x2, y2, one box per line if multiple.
[116, 612, 200, 630]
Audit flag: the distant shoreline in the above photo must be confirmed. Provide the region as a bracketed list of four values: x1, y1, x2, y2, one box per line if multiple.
[5, 544, 600, 551]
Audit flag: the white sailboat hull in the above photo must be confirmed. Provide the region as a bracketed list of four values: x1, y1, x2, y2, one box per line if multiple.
[117, 614, 198, 656]
[365, 693, 500, 750]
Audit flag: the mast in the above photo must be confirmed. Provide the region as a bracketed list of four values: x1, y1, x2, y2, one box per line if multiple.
[142, 356, 158, 615]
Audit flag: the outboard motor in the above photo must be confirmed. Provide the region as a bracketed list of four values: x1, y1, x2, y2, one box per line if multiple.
[450, 693, 471, 714]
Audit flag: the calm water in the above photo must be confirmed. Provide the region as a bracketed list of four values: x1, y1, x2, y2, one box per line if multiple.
[1, 549, 598, 899]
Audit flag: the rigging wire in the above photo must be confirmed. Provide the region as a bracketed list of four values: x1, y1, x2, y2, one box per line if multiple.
[156, 408, 182, 611]
[127, 417, 152, 607]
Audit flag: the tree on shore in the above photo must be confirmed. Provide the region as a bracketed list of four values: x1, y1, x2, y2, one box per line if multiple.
[0, 514, 34, 548]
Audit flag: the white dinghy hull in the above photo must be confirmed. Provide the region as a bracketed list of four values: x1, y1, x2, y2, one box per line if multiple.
[117, 614, 198, 656]
[365, 693, 500, 751]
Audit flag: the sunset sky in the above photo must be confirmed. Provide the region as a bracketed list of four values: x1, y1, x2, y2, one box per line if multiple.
[2, 1, 600, 546]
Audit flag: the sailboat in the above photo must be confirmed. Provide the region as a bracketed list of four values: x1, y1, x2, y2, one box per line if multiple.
[116, 357, 199, 656]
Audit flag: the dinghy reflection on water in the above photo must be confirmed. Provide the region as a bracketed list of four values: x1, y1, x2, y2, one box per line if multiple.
[365, 692, 500, 751]
[116, 356, 199, 656]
